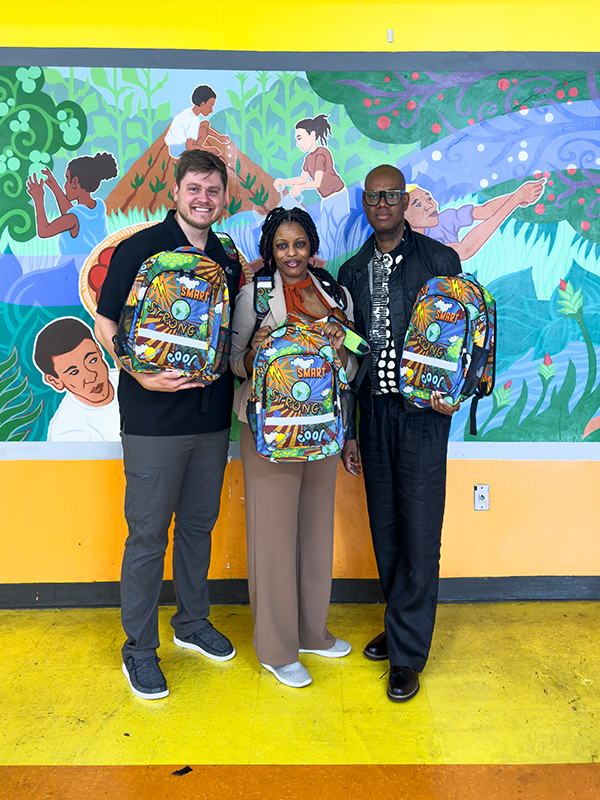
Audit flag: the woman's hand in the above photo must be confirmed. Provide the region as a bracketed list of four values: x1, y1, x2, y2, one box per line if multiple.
[243, 325, 273, 376]
[322, 320, 348, 368]
[321, 320, 346, 352]
[26, 173, 45, 204]
[251, 325, 273, 351]
[41, 167, 60, 193]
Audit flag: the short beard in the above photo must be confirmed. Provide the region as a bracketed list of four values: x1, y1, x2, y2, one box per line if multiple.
[175, 203, 216, 231]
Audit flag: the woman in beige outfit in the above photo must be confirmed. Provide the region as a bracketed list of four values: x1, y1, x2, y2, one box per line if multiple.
[230, 207, 357, 688]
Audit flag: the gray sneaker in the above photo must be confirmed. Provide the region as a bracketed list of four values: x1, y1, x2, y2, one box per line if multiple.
[122, 655, 169, 700]
[299, 638, 352, 658]
[261, 661, 312, 688]
[174, 622, 235, 662]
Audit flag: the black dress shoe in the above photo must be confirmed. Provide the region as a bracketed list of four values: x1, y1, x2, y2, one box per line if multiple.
[387, 666, 420, 702]
[363, 631, 388, 661]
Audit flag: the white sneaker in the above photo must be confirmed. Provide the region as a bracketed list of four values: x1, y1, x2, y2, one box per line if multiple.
[299, 638, 352, 658]
[261, 661, 312, 688]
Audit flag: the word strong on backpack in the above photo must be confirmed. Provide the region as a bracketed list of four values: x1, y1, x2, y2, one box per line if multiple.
[114, 247, 230, 383]
[398, 273, 496, 435]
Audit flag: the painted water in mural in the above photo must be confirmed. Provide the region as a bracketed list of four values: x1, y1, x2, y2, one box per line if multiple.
[1, 66, 599, 444]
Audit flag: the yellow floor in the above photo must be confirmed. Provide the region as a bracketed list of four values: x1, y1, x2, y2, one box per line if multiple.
[1, 601, 599, 769]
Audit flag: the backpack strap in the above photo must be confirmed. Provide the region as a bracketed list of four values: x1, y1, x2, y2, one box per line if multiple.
[246, 266, 275, 349]
[214, 231, 241, 261]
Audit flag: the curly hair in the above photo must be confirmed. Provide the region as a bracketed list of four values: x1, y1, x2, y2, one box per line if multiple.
[258, 207, 320, 270]
[67, 152, 118, 193]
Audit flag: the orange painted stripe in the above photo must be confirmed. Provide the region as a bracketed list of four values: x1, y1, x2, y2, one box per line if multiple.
[1, 765, 599, 799]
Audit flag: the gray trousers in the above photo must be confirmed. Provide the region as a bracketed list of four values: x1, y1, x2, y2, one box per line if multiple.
[120, 430, 229, 660]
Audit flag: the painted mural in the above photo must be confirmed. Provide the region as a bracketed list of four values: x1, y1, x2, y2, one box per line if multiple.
[1, 65, 600, 444]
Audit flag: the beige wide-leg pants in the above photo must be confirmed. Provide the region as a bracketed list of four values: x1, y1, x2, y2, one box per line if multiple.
[240, 423, 337, 665]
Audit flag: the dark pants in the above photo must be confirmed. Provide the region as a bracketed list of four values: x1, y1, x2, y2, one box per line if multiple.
[120, 430, 229, 660]
[359, 395, 451, 672]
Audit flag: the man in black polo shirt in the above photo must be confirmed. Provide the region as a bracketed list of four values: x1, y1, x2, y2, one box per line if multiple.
[339, 165, 461, 703]
[95, 150, 243, 699]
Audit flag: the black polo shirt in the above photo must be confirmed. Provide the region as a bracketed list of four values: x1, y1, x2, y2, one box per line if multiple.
[97, 210, 242, 436]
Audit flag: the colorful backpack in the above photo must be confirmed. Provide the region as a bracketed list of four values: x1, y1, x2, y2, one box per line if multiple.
[114, 246, 230, 383]
[247, 316, 367, 462]
[398, 273, 495, 434]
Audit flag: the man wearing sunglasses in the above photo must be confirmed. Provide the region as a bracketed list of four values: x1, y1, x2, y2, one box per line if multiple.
[339, 165, 461, 702]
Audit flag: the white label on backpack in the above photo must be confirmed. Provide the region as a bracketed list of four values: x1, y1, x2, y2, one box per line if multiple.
[404, 352, 458, 371]
[265, 413, 335, 427]
[138, 327, 209, 350]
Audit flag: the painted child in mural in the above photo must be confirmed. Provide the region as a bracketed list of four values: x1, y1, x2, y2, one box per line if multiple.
[164, 84, 231, 159]
[33, 317, 119, 442]
[26, 152, 118, 275]
[404, 178, 546, 261]
[274, 114, 349, 262]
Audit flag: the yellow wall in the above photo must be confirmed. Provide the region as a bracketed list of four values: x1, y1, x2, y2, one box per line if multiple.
[3, 458, 600, 584]
[2, 2, 599, 586]
[3, 1, 600, 52]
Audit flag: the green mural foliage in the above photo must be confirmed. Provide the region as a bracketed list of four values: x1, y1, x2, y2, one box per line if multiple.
[0, 346, 43, 441]
[467, 280, 600, 442]
[306, 70, 593, 147]
[0, 67, 87, 242]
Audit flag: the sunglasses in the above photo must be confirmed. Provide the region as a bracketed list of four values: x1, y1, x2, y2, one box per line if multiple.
[362, 190, 407, 206]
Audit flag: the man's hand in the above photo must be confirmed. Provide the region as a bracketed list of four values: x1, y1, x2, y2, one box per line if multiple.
[430, 391, 460, 416]
[341, 439, 361, 476]
[132, 370, 205, 392]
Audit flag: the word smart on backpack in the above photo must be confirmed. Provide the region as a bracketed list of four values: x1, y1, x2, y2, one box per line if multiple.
[114, 246, 230, 383]
[248, 317, 363, 462]
[398, 273, 495, 434]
